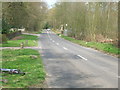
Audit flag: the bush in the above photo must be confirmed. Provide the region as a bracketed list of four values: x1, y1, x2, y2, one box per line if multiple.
[6, 31, 22, 40]
[0, 34, 8, 43]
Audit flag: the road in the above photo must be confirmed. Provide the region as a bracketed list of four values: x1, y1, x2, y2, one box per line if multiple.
[38, 30, 118, 88]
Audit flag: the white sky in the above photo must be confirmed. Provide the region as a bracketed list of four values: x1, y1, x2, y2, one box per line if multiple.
[45, 0, 57, 8]
[1, 0, 119, 3]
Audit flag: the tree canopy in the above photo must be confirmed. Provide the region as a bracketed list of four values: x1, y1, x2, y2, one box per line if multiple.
[2, 2, 48, 34]
[47, 2, 118, 42]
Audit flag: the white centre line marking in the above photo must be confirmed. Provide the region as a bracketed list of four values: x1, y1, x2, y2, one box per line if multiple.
[63, 47, 68, 50]
[56, 43, 59, 45]
[77, 55, 88, 61]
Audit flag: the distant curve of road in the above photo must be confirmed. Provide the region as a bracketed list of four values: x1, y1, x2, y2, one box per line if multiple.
[38, 30, 118, 88]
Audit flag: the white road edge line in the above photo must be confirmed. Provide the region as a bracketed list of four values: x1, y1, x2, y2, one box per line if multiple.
[56, 43, 59, 45]
[63, 47, 68, 50]
[77, 55, 88, 61]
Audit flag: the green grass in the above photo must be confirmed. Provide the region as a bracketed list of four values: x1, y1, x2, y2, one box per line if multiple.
[60, 35, 120, 55]
[34, 31, 42, 34]
[0, 34, 38, 47]
[1, 49, 46, 88]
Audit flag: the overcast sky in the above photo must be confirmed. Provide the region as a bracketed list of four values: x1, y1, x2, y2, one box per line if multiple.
[45, 0, 57, 8]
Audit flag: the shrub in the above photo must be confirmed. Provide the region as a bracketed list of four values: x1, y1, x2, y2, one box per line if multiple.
[0, 34, 8, 43]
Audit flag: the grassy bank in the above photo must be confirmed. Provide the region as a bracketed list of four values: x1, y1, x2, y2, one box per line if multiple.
[1, 49, 46, 88]
[60, 35, 120, 55]
[0, 34, 38, 47]
[33, 31, 42, 34]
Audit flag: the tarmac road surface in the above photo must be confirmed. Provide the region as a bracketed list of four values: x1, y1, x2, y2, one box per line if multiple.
[38, 30, 118, 88]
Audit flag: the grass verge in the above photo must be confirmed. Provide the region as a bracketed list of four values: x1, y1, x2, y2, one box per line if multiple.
[60, 35, 120, 56]
[1, 49, 46, 88]
[1, 34, 38, 47]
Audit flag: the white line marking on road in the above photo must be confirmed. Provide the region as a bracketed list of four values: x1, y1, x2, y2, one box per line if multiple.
[77, 55, 88, 61]
[63, 47, 68, 50]
[52, 40, 55, 42]
[118, 76, 120, 78]
[56, 43, 59, 45]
